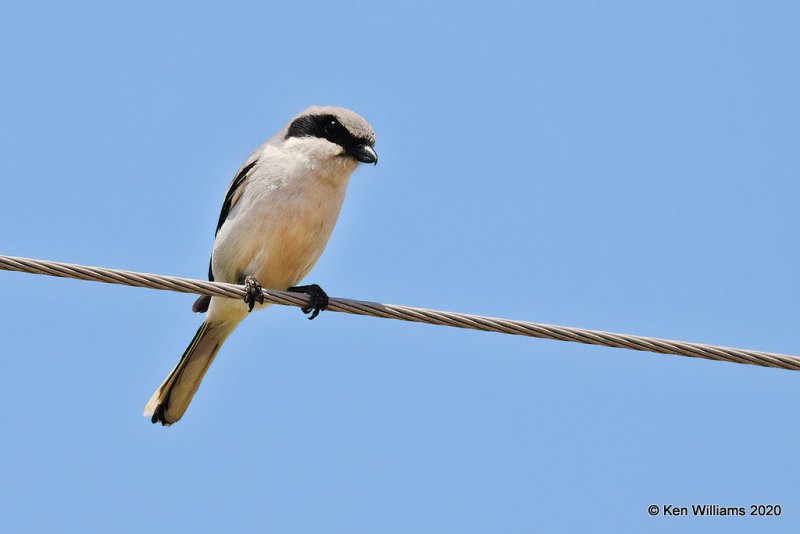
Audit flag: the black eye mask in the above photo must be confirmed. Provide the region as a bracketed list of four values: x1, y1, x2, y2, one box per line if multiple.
[286, 114, 375, 161]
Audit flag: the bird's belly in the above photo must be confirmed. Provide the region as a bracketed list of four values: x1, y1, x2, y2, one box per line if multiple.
[253, 215, 333, 289]
[211, 181, 344, 290]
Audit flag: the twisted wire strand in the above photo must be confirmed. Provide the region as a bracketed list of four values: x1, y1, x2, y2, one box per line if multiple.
[0, 253, 797, 371]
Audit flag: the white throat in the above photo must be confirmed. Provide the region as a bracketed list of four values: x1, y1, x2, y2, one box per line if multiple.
[282, 136, 360, 185]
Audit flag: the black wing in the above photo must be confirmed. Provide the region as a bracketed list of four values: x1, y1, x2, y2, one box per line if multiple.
[207, 158, 258, 282]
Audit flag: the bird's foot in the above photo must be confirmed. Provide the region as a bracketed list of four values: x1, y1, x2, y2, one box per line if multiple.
[243, 275, 264, 312]
[287, 284, 329, 320]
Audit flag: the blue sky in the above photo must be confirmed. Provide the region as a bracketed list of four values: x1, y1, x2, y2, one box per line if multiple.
[1, 1, 799, 532]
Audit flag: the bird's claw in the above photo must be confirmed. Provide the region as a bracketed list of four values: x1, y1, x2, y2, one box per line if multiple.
[287, 284, 329, 320]
[243, 275, 264, 312]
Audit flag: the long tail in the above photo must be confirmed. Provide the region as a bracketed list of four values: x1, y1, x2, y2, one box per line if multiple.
[144, 320, 233, 425]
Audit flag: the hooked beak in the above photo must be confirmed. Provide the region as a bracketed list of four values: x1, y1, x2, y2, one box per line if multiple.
[349, 144, 378, 165]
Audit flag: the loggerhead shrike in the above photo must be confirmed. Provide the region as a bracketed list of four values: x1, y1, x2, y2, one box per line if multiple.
[144, 106, 377, 425]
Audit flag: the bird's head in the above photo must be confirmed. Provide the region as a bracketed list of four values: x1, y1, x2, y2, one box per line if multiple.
[282, 106, 377, 177]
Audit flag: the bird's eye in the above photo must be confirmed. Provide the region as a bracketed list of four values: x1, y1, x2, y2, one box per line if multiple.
[323, 119, 341, 136]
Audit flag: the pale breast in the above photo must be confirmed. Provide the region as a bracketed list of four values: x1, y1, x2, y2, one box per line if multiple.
[211, 157, 349, 290]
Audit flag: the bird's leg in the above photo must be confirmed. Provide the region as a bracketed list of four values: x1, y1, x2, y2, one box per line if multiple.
[242, 275, 264, 312]
[287, 284, 329, 320]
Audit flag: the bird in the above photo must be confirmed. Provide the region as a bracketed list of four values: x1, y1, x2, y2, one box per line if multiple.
[143, 106, 378, 425]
